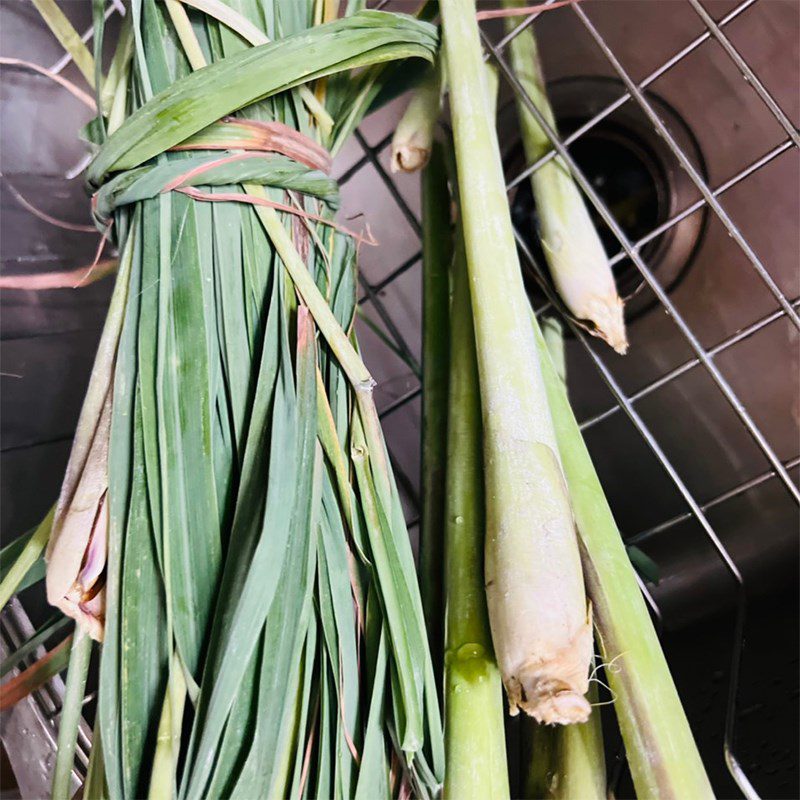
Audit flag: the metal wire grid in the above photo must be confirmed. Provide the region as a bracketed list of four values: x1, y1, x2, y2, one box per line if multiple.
[2, 0, 797, 796]
[353, 1, 799, 797]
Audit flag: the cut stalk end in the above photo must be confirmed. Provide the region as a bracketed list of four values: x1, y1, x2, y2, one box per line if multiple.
[390, 63, 441, 174]
[582, 291, 628, 355]
[504, 610, 593, 724]
[391, 137, 433, 174]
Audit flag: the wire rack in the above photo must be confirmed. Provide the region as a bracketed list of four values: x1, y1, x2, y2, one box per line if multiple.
[0, 0, 797, 797]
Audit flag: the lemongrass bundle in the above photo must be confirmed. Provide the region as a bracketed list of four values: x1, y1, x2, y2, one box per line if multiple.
[29, 3, 445, 798]
[440, 0, 593, 725]
[504, 4, 628, 354]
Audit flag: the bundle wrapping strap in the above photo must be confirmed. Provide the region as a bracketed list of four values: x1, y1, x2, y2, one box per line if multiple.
[88, 117, 374, 241]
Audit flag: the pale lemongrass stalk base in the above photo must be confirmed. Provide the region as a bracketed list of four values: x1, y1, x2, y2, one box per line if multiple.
[391, 65, 441, 173]
[441, 0, 591, 726]
[505, 6, 627, 354]
[148, 654, 187, 800]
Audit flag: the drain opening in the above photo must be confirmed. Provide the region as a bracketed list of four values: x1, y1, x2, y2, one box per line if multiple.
[507, 77, 707, 322]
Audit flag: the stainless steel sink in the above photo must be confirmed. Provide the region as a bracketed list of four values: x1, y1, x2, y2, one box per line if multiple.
[1, 0, 798, 797]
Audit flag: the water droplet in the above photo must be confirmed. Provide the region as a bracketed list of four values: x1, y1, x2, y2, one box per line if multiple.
[456, 642, 486, 661]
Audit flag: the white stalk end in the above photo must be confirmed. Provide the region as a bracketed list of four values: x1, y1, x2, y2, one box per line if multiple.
[505, 609, 594, 724]
[583, 291, 628, 355]
[390, 65, 441, 174]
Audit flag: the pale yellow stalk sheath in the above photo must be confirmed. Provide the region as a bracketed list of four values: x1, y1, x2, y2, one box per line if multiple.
[440, 0, 592, 724]
[504, 7, 628, 354]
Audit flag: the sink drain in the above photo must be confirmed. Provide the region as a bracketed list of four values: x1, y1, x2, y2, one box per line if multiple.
[507, 77, 708, 321]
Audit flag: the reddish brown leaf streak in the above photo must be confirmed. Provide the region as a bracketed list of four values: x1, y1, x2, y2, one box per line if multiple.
[172, 117, 332, 174]
[176, 186, 378, 246]
[0, 259, 117, 290]
[475, 0, 583, 22]
[0, 636, 73, 711]
[296, 304, 313, 352]
[160, 151, 269, 193]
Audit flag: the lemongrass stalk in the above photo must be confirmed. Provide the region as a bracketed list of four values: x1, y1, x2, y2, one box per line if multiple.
[526, 679, 605, 799]
[0, 505, 54, 610]
[30, 0, 96, 88]
[440, 0, 592, 724]
[541, 315, 566, 385]
[522, 319, 605, 798]
[391, 65, 441, 173]
[51, 626, 92, 800]
[504, 7, 628, 354]
[418, 141, 451, 658]
[532, 323, 713, 797]
[443, 221, 509, 800]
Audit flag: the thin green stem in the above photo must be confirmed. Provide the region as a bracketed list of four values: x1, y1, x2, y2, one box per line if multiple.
[526, 679, 605, 799]
[0, 506, 54, 610]
[84, 717, 107, 800]
[443, 220, 508, 800]
[51, 627, 92, 800]
[419, 141, 451, 667]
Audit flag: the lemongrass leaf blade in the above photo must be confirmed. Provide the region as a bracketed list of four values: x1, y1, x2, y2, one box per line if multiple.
[30, 0, 97, 88]
[87, 12, 437, 183]
[0, 507, 54, 610]
[0, 612, 70, 679]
